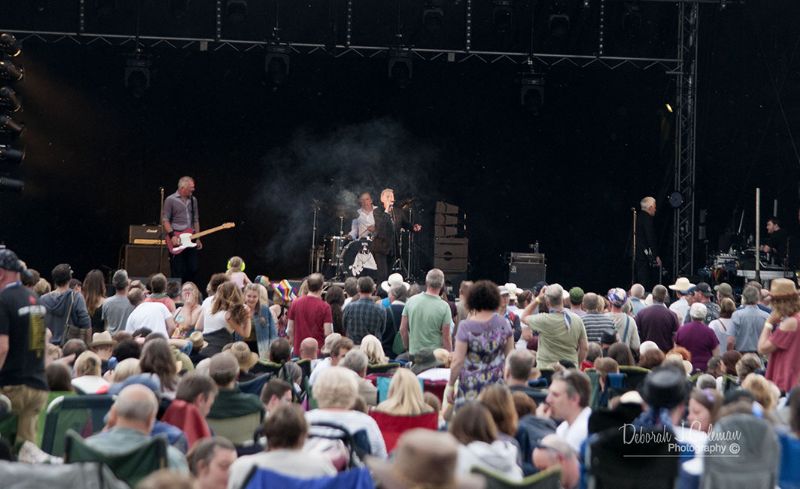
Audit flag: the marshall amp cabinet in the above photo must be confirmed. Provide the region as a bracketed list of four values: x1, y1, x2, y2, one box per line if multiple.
[129, 225, 165, 245]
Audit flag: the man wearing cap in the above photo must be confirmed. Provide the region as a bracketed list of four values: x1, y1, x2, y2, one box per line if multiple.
[342, 276, 386, 345]
[668, 277, 694, 324]
[568, 287, 586, 317]
[379, 273, 407, 309]
[607, 288, 641, 353]
[102, 269, 134, 334]
[89, 331, 115, 373]
[499, 285, 522, 342]
[685, 282, 719, 325]
[727, 284, 769, 353]
[634, 285, 680, 352]
[522, 284, 588, 369]
[0, 248, 49, 444]
[635, 196, 662, 289]
[715, 282, 734, 304]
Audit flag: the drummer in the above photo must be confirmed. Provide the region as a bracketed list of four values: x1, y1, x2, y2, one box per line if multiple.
[349, 191, 391, 281]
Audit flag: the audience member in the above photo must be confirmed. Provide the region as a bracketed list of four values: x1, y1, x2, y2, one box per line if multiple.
[340, 349, 378, 407]
[308, 336, 353, 386]
[675, 302, 720, 372]
[606, 343, 635, 366]
[504, 349, 540, 402]
[45, 362, 73, 392]
[709, 297, 736, 348]
[581, 293, 616, 343]
[635, 285, 680, 352]
[72, 350, 110, 394]
[400, 268, 452, 355]
[140, 338, 179, 399]
[186, 437, 237, 489]
[522, 284, 588, 368]
[728, 285, 769, 353]
[197, 282, 251, 357]
[42, 263, 91, 345]
[207, 353, 264, 422]
[545, 369, 592, 452]
[343, 276, 386, 345]
[101, 270, 135, 334]
[532, 434, 580, 489]
[375, 367, 433, 416]
[260, 378, 292, 416]
[286, 273, 332, 355]
[360, 334, 388, 365]
[758, 278, 800, 393]
[126, 288, 176, 338]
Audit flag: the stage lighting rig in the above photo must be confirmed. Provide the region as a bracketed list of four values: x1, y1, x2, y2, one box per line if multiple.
[226, 0, 247, 22]
[0, 87, 20, 113]
[0, 115, 23, 138]
[0, 33, 21, 57]
[124, 50, 151, 98]
[0, 145, 24, 165]
[265, 44, 291, 87]
[0, 60, 23, 82]
[0, 176, 23, 192]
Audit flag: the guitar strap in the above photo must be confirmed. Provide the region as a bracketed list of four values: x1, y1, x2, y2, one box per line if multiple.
[622, 316, 630, 343]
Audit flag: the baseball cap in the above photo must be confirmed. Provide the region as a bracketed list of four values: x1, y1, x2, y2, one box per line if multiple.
[606, 288, 627, 307]
[714, 282, 733, 297]
[498, 286, 510, 296]
[0, 249, 24, 272]
[692, 282, 713, 297]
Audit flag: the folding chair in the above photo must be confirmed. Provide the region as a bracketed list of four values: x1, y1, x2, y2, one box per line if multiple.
[369, 411, 438, 453]
[617, 366, 650, 391]
[207, 411, 263, 446]
[471, 464, 561, 489]
[701, 414, 779, 489]
[63, 429, 167, 488]
[243, 466, 374, 489]
[36, 391, 74, 447]
[586, 426, 679, 489]
[0, 460, 129, 489]
[366, 363, 400, 375]
[41, 395, 114, 457]
[238, 374, 272, 396]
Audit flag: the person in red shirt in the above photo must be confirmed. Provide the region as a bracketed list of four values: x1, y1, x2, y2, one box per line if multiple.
[759, 279, 800, 393]
[287, 274, 333, 353]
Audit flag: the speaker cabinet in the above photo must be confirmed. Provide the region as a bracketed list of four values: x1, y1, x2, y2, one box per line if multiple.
[508, 263, 546, 289]
[434, 238, 468, 273]
[123, 245, 171, 278]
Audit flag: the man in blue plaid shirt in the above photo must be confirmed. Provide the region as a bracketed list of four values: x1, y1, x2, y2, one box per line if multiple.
[343, 276, 386, 345]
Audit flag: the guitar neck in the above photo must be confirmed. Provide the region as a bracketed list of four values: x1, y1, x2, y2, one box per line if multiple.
[191, 224, 231, 240]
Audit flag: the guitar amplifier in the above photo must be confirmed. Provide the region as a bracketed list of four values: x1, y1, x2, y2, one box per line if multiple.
[508, 262, 546, 289]
[124, 245, 171, 278]
[129, 225, 164, 244]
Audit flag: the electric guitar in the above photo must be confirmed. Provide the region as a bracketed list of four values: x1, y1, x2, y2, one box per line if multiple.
[166, 222, 235, 255]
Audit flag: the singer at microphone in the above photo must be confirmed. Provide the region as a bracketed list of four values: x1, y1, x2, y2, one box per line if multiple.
[161, 176, 201, 283]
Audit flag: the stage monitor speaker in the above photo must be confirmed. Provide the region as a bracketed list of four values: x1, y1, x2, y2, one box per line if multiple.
[508, 263, 546, 289]
[434, 238, 468, 273]
[124, 245, 171, 278]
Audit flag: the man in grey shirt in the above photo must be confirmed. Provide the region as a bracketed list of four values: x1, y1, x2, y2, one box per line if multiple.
[727, 285, 769, 353]
[162, 176, 201, 283]
[102, 269, 134, 334]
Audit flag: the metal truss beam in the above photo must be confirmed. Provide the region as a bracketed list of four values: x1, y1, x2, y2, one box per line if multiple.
[672, 3, 700, 278]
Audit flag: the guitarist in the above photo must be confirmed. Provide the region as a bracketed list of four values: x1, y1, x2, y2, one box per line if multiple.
[635, 196, 662, 289]
[162, 176, 201, 283]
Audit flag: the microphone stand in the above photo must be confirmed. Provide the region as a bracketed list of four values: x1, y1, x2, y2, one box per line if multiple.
[631, 208, 637, 287]
[158, 186, 166, 275]
[309, 204, 320, 274]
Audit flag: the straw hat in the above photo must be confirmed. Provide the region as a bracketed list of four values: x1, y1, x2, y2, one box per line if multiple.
[381, 273, 410, 293]
[668, 277, 694, 292]
[230, 341, 259, 371]
[188, 331, 208, 351]
[366, 429, 484, 489]
[89, 331, 114, 348]
[769, 278, 798, 300]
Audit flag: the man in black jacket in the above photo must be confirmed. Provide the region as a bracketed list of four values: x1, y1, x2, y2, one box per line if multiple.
[635, 196, 662, 289]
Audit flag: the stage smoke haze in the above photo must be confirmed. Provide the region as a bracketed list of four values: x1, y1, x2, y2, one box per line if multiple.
[252, 118, 438, 267]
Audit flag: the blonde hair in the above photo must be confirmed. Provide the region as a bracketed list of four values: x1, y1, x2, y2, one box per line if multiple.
[243, 283, 263, 309]
[181, 282, 202, 306]
[113, 358, 142, 383]
[376, 368, 433, 416]
[227, 256, 244, 272]
[313, 367, 359, 409]
[742, 374, 779, 411]
[433, 348, 451, 368]
[74, 351, 102, 377]
[360, 335, 388, 365]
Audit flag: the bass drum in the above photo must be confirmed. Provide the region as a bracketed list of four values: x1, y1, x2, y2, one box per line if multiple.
[340, 238, 379, 279]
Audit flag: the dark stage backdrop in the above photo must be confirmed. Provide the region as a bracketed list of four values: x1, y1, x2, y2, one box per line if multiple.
[2, 2, 799, 291]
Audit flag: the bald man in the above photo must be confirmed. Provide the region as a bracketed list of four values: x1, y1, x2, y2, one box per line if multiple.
[85, 384, 189, 473]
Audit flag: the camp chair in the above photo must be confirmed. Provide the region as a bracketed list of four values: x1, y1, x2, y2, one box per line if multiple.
[296, 358, 312, 381]
[238, 374, 272, 396]
[162, 399, 212, 449]
[376, 376, 426, 403]
[36, 391, 74, 447]
[778, 432, 800, 489]
[243, 466, 374, 489]
[207, 411, 263, 446]
[250, 360, 282, 376]
[369, 411, 438, 453]
[422, 379, 448, 403]
[366, 363, 400, 375]
[0, 460, 129, 489]
[0, 412, 16, 448]
[586, 426, 679, 489]
[538, 368, 555, 385]
[471, 465, 561, 489]
[41, 394, 114, 457]
[63, 429, 167, 488]
[617, 366, 650, 391]
[308, 421, 371, 469]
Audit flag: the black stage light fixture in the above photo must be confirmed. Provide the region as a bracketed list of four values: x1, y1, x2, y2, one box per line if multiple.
[492, 0, 514, 34]
[226, 0, 247, 22]
[422, 0, 445, 32]
[519, 70, 545, 115]
[0, 145, 24, 165]
[265, 45, 290, 87]
[0, 87, 21, 113]
[0, 60, 23, 81]
[0, 33, 21, 57]
[388, 49, 412, 88]
[124, 51, 151, 98]
[0, 115, 24, 138]
[0, 176, 23, 192]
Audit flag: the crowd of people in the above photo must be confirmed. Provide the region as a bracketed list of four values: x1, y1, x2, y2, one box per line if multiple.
[0, 246, 799, 489]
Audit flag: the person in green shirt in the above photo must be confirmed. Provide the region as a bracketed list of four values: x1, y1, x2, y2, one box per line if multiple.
[400, 269, 452, 356]
[521, 284, 588, 369]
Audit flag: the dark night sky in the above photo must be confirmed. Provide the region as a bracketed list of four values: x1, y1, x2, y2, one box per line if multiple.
[0, 0, 799, 292]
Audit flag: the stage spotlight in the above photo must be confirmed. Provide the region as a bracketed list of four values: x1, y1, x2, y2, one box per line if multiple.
[665, 103, 673, 113]
[492, 0, 514, 34]
[265, 45, 290, 86]
[0, 33, 21, 57]
[422, 0, 445, 32]
[519, 71, 545, 115]
[0, 177, 23, 192]
[0, 87, 21, 113]
[0, 145, 24, 164]
[388, 49, 412, 88]
[226, 0, 247, 22]
[0, 116, 24, 138]
[124, 52, 151, 98]
[0, 60, 23, 81]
